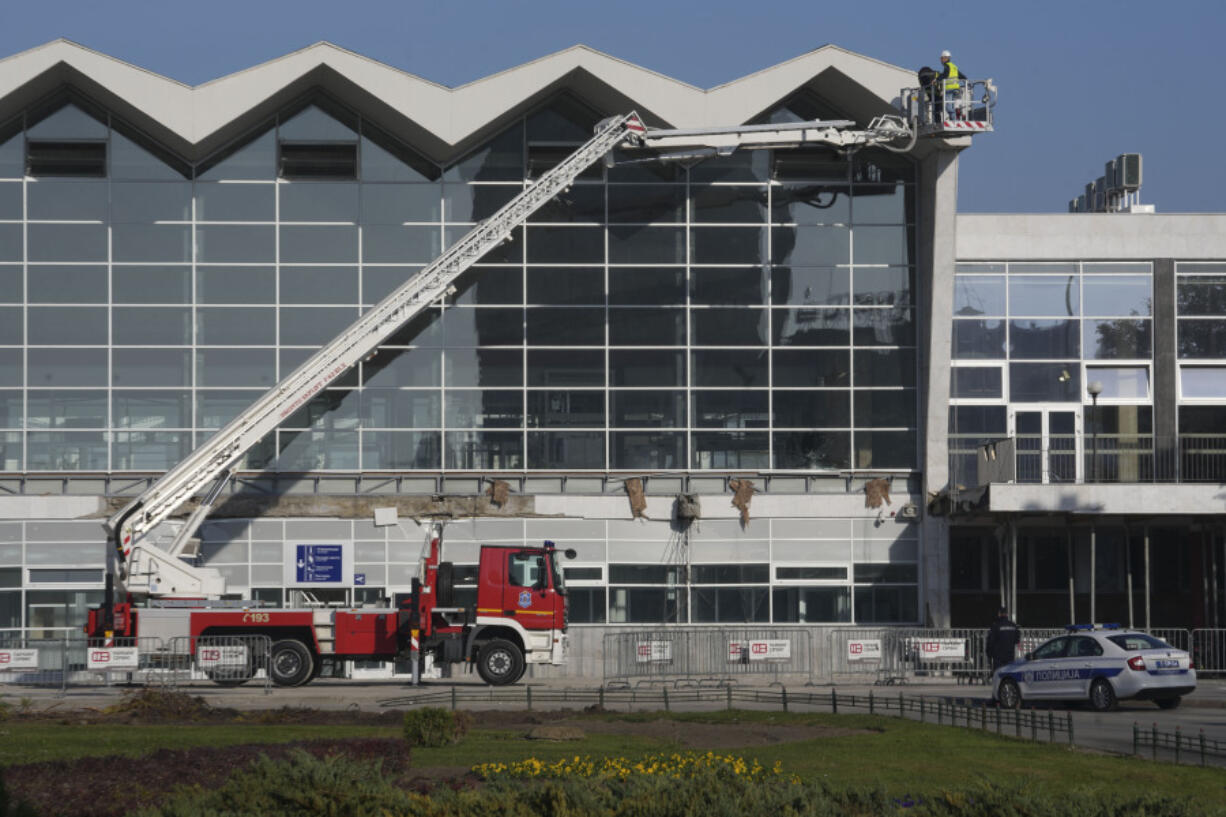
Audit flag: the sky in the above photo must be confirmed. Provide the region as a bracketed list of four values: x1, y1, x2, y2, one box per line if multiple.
[2, 0, 1225, 213]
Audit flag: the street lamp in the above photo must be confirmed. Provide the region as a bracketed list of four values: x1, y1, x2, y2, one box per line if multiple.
[1087, 380, 1103, 482]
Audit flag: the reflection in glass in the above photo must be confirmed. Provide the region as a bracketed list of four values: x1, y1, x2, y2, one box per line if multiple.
[527, 390, 605, 428]
[772, 390, 850, 428]
[610, 391, 684, 428]
[691, 308, 767, 346]
[1087, 367, 1149, 399]
[772, 226, 849, 266]
[609, 268, 685, 305]
[362, 389, 441, 428]
[195, 182, 275, 221]
[772, 431, 849, 469]
[197, 267, 275, 304]
[693, 350, 767, 387]
[610, 349, 684, 387]
[1009, 275, 1078, 316]
[1010, 320, 1079, 359]
[27, 266, 106, 304]
[608, 309, 685, 346]
[772, 349, 849, 388]
[1180, 367, 1226, 399]
[1178, 320, 1226, 359]
[774, 307, 849, 346]
[446, 348, 522, 388]
[1084, 319, 1151, 359]
[444, 431, 523, 469]
[692, 391, 768, 428]
[771, 184, 850, 224]
[953, 320, 1006, 359]
[611, 432, 684, 469]
[852, 308, 913, 346]
[954, 274, 1005, 316]
[362, 430, 440, 469]
[528, 431, 603, 468]
[114, 349, 191, 387]
[443, 390, 520, 428]
[692, 432, 768, 469]
[608, 185, 684, 223]
[854, 349, 915, 387]
[1010, 363, 1080, 402]
[951, 367, 1003, 398]
[527, 350, 603, 387]
[1083, 275, 1151, 316]
[773, 587, 851, 623]
[608, 226, 684, 264]
[26, 391, 106, 428]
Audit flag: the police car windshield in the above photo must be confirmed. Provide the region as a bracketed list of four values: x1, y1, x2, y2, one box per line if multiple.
[1108, 634, 1171, 651]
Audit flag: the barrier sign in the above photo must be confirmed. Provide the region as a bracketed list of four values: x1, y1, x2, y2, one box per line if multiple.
[0, 649, 39, 670]
[197, 645, 248, 668]
[635, 641, 672, 663]
[847, 639, 882, 661]
[728, 639, 791, 662]
[912, 638, 966, 661]
[87, 647, 139, 670]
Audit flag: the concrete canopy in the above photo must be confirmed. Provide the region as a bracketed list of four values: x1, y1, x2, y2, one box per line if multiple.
[0, 39, 915, 165]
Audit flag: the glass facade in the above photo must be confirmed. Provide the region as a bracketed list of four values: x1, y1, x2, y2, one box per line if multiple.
[0, 92, 919, 474]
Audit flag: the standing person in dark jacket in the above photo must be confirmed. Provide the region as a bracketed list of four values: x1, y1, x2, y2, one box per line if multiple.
[986, 606, 1020, 670]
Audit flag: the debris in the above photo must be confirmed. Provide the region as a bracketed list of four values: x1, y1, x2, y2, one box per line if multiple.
[674, 494, 701, 527]
[624, 478, 647, 519]
[486, 479, 511, 507]
[728, 479, 755, 527]
[864, 478, 892, 509]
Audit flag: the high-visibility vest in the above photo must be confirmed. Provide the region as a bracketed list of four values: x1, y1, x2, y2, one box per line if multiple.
[944, 62, 962, 92]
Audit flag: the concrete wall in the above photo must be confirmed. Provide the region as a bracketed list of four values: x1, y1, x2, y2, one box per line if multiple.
[957, 214, 1226, 260]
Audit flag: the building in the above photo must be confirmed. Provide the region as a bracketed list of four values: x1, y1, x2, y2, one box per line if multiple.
[0, 40, 1221, 676]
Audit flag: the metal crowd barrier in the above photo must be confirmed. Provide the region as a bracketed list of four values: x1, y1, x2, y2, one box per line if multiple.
[1192, 629, 1226, 677]
[603, 627, 812, 686]
[164, 635, 273, 692]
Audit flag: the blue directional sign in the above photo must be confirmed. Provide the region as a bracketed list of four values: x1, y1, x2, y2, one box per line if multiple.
[354, 573, 366, 586]
[295, 545, 343, 583]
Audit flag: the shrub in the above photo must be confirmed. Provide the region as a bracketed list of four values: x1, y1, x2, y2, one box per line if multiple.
[402, 707, 472, 748]
[0, 770, 37, 817]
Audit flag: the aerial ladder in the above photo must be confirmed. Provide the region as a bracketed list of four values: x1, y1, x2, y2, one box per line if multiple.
[102, 106, 947, 608]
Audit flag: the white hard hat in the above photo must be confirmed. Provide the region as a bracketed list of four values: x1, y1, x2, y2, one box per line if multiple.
[941, 50, 951, 58]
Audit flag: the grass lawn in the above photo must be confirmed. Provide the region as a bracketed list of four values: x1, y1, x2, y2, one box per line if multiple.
[3, 709, 1224, 811]
[0, 724, 399, 765]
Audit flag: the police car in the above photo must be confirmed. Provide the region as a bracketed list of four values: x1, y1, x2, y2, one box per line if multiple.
[992, 625, 1196, 711]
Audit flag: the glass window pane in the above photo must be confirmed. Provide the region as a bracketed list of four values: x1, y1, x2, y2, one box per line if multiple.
[364, 265, 423, 304]
[196, 225, 275, 263]
[610, 349, 684, 387]
[28, 307, 106, 345]
[363, 348, 442, 388]
[772, 349, 849, 388]
[280, 182, 359, 222]
[0, 266, 21, 303]
[27, 266, 107, 303]
[443, 390, 519, 429]
[529, 185, 603, 222]
[527, 431, 603, 468]
[608, 226, 684, 264]
[691, 268, 767, 305]
[27, 180, 108, 220]
[443, 127, 523, 182]
[852, 308, 914, 347]
[852, 184, 911, 224]
[610, 391, 684, 428]
[444, 431, 522, 469]
[772, 226, 849, 266]
[28, 104, 106, 139]
[774, 307, 849, 346]
[692, 391, 768, 429]
[691, 150, 768, 183]
[112, 308, 191, 345]
[26, 391, 106, 428]
[608, 308, 685, 346]
[690, 227, 764, 264]
[195, 182, 275, 221]
[772, 390, 850, 428]
[27, 224, 107, 262]
[1009, 275, 1078, 317]
[854, 392, 917, 427]
[439, 307, 521, 347]
[1087, 367, 1149, 399]
[852, 225, 910, 266]
[1181, 367, 1226, 399]
[954, 274, 1005, 316]
[362, 430, 439, 469]
[443, 183, 517, 222]
[608, 185, 684, 223]
[1084, 275, 1151, 317]
[279, 267, 358, 304]
[1009, 320, 1079, 359]
[274, 429, 359, 470]
[280, 307, 358, 346]
[951, 367, 1003, 398]
[527, 308, 603, 346]
[0, 225, 19, 261]
[854, 430, 916, 468]
[27, 432, 106, 470]
[771, 267, 849, 306]
[608, 268, 685, 305]
[279, 105, 357, 142]
[691, 308, 767, 346]
[199, 130, 276, 181]
[773, 587, 851, 623]
[694, 349, 767, 387]
[1009, 363, 1080, 402]
[0, 308, 19, 345]
[364, 225, 442, 263]
[114, 431, 190, 470]
[196, 389, 261, 427]
[1177, 275, 1226, 316]
[691, 587, 769, 623]
[359, 389, 440, 428]
[445, 348, 520, 388]
[611, 431, 684, 469]
[1084, 319, 1151, 359]
[771, 184, 849, 225]
[0, 390, 21, 429]
[109, 132, 185, 180]
[113, 349, 190, 387]
[197, 308, 276, 346]
[854, 267, 912, 306]
[360, 134, 439, 183]
[114, 266, 190, 304]
[953, 319, 1006, 359]
[854, 349, 916, 387]
[197, 267, 276, 304]
[113, 390, 191, 428]
[527, 267, 603, 305]
[111, 181, 192, 221]
[112, 224, 192, 263]
[527, 391, 604, 428]
[362, 183, 441, 224]
[526, 226, 603, 264]
[196, 349, 276, 387]
[281, 225, 358, 264]
[692, 432, 768, 469]
[1178, 320, 1226, 359]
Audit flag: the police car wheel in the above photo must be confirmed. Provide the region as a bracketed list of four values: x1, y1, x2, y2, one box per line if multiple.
[1089, 678, 1117, 712]
[1155, 697, 1182, 710]
[998, 679, 1022, 709]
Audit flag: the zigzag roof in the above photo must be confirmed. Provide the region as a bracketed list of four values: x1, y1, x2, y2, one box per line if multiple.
[0, 40, 915, 162]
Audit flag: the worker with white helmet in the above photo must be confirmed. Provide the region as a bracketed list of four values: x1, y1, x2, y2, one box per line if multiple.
[935, 50, 967, 123]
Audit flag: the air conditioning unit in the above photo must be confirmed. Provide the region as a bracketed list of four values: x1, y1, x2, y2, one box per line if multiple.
[1117, 153, 1142, 191]
[1104, 158, 1118, 194]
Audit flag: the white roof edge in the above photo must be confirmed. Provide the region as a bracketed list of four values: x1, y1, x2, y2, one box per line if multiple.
[0, 39, 912, 149]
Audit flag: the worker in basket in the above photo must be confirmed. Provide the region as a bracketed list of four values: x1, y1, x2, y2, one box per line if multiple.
[935, 50, 967, 122]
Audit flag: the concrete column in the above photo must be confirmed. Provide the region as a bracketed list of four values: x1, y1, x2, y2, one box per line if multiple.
[918, 143, 966, 628]
[1152, 259, 1177, 479]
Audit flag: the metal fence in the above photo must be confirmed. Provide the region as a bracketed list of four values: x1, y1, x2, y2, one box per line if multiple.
[603, 628, 813, 686]
[1134, 722, 1225, 766]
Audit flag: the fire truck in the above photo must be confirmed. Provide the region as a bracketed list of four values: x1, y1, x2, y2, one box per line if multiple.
[84, 90, 994, 686]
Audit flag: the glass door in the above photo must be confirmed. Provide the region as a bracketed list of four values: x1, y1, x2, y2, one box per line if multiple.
[1011, 408, 1080, 483]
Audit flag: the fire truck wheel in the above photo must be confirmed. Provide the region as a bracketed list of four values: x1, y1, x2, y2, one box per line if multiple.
[269, 639, 315, 687]
[476, 639, 524, 686]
